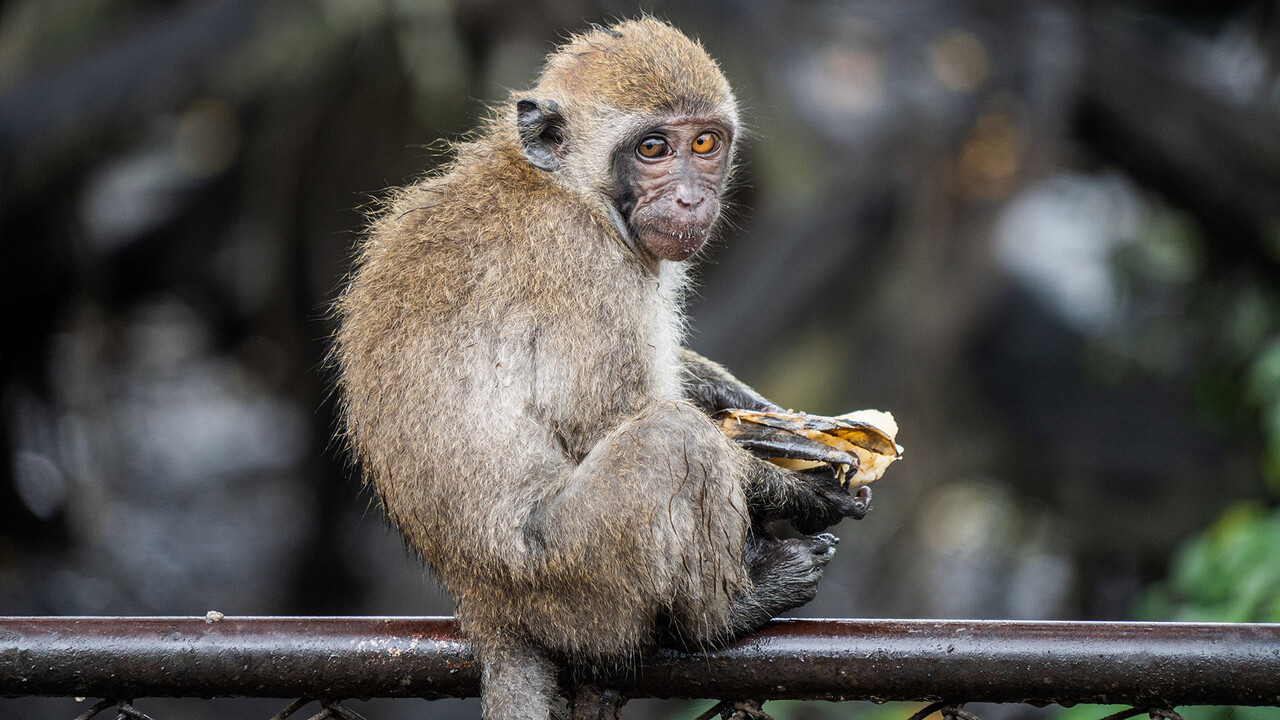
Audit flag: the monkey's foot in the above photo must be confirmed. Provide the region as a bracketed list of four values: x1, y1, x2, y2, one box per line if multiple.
[714, 408, 901, 487]
[745, 534, 837, 616]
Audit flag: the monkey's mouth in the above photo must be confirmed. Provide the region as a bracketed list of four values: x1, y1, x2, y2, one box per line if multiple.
[635, 225, 709, 262]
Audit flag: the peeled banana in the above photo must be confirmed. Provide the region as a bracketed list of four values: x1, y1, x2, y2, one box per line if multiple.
[714, 408, 902, 487]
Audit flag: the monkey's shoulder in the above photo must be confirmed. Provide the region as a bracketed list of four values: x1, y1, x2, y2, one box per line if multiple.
[371, 164, 628, 287]
[376, 151, 593, 248]
[347, 138, 663, 354]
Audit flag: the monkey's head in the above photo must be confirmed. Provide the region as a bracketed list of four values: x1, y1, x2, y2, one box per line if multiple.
[514, 18, 739, 265]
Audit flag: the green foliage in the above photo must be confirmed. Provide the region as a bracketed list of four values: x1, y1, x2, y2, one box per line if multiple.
[1056, 705, 1279, 720]
[1136, 501, 1280, 623]
[1246, 336, 1280, 493]
[1108, 311, 1280, 720]
[1122, 197, 1280, 623]
[1056, 196, 1280, 720]
[1068, 500, 1278, 720]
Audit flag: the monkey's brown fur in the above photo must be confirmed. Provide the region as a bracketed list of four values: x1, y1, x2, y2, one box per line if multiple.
[335, 18, 850, 718]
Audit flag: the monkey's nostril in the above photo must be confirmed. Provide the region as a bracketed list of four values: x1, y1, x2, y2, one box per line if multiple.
[673, 186, 704, 209]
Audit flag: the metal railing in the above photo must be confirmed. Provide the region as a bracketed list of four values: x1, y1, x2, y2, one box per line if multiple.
[3, 616, 1279, 720]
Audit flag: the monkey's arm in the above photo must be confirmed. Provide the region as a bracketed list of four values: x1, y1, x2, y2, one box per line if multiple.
[683, 349, 865, 471]
[680, 348, 781, 414]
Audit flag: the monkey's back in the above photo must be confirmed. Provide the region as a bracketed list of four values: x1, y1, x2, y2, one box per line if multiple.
[334, 135, 698, 652]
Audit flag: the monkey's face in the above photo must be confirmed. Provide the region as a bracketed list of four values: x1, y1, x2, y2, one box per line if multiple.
[515, 101, 733, 263]
[620, 118, 733, 262]
[516, 17, 741, 265]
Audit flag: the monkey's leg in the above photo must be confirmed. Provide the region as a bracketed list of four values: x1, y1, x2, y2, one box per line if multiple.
[526, 400, 859, 657]
[532, 400, 764, 651]
[478, 641, 559, 720]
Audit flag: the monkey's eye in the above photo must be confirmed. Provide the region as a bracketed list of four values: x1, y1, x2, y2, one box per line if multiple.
[691, 132, 720, 155]
[636, 136, 670, 159]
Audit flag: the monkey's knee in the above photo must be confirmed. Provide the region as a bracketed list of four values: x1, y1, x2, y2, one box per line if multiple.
[589, 400, 743, 499]
[629, 400, 724, 443]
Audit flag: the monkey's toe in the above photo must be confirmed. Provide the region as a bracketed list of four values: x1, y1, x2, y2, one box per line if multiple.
[806, 533, 838, 559]
[813, 532, 840, 547]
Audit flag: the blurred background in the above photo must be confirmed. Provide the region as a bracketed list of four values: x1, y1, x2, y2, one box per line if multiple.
[2, 0, 1279, 719]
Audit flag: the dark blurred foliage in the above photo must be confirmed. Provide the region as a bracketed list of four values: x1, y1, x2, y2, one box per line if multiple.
[2, 1, 1279, 719]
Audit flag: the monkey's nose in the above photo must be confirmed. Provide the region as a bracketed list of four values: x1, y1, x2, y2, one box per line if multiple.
[674, 186, 704, 209]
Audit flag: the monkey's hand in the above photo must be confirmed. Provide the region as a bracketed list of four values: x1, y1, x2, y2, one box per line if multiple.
[791, 467, 873, 534]
[714, 408, 902, 488]
[743, 457, 872, 534]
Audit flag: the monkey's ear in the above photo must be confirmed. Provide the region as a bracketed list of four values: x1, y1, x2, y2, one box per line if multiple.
[516, 99, 565, 172]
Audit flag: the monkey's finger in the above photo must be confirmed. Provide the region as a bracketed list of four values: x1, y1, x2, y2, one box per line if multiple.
[717, 421, 860, 468]
[847, 485, 872, 519]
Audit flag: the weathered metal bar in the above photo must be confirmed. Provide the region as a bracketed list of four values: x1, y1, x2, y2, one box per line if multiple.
[2, 617, 1278, 707]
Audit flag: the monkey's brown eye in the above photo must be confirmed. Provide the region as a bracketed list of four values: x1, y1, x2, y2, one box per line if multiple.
[691, 132, 719, 155]
[637, 136, 669, 159]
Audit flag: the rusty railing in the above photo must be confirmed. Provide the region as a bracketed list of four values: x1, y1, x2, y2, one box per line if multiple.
[2, 616, 1279, 720]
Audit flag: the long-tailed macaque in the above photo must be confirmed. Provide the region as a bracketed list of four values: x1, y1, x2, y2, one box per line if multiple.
[334, 18, 869, 720]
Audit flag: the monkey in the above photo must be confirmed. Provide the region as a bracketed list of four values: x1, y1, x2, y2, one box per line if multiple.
[333, 18, 870, 720]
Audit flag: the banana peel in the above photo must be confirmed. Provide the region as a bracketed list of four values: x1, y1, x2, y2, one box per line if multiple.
[714, 408, 902, 487]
